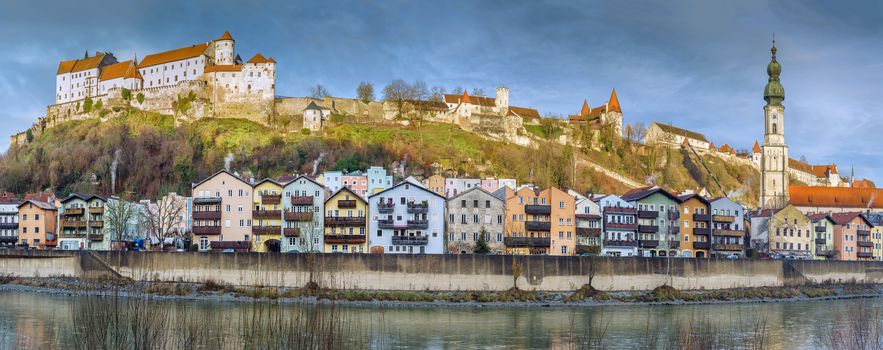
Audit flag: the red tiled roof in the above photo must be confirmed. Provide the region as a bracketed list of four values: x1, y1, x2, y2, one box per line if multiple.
[139, 43, 208, 68]
[204, 64, 242, 73]
[789, 186, 883, 209]
[579, 100, 590, 116]
[608, 88, 621, 113]
[811, 164, 838, 179]
[830, 212, 871, 226]
[752, 140, 762, 153]
[854, 179, 876, 188]
[57, 53, 108, 75]
[247, 53, 270, 64]
[508, 106, 540, 119]
[99, 61, 141, 81]
[216, 31, 234, 41]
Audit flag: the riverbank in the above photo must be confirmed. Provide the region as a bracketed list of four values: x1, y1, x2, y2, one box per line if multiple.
[1, 276, 880, 308]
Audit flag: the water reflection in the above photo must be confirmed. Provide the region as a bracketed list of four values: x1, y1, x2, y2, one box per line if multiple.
[0, 292, 880, 349]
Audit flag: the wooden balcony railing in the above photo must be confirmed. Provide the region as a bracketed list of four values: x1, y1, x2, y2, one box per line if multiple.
[337, 199, 357, 209]
[284, 211, 313, 221]
[64, 208, 84, 216]
[324, 216, 366, 226]
[712, 215, 735, 223]
[192, 226, 221, 235]
[504, 237, 551, 248]
[324, 234, 367, 244]
[290, 196, 313, 206]
[392, 235, 429, 246]
[261, 194, 282, 205]
[525, 221, 551, 232]
[254, 210, 282, 220]
[193, 210, 222, 220]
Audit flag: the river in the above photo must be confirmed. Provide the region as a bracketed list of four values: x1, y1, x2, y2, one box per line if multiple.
[0, 291, 879, 349]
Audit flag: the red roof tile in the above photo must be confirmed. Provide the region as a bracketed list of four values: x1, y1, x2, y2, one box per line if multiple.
[139, 43, 208, 68]
[789, 186, 883, 209]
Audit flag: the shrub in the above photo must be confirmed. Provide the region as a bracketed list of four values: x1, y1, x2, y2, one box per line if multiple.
[301, 128, 311, 135]
[121, 88, 131, 100]
[136, 92, 144, 104]
[83, 97, 94, 113]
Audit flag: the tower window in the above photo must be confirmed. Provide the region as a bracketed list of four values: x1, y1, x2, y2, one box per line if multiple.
[772, 123, 777, 134]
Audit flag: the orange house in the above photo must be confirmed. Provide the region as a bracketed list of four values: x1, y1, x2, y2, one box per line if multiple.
[500, 186, 575, 256]
[17, 200, 58, 249]
[677, 194, 712, 258]
[831, 212, 873, 261]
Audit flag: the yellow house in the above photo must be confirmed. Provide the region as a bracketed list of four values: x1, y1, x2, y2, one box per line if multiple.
[872, 224, 883, 261]
[252, 178, 284, 252]
[323, 187, 368, 253]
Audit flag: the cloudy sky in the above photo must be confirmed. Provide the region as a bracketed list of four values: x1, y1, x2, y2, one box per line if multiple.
[2, 0, 882, 181]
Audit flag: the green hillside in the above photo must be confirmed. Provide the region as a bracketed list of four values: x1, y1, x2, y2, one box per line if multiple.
[0, 111, 758, 205]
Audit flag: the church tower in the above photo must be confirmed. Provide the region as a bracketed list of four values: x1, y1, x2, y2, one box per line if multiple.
[760, 40, 789, 209]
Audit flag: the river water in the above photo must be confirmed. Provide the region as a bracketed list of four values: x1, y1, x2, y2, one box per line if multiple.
[0, 291, 879, 349]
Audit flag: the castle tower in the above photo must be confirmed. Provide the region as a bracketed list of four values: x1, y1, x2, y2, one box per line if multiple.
[603, 88, 623, 136]
[214, 31, 235, 65]
[760, 40, 789, 209]
[495, 86, 509, 110]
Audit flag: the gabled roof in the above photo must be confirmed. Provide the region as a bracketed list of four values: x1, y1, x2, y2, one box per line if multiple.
[854, 179, 876, 188]
[57, 53, 109, 75]
[830, 212, 872, 226]
[789, 185, 883, 209]
[17, 199, 56, 210]
[369, 179, 446, 200]
[139, 43, 209, 68]
[99, 60, 141, 81]
[253, 178, 283, 188]
[325, 186, 366, 204]
[447, 187, 503, 202]
[507, 106, 540, 119]
[677, 193, 710, 206]
[247, 53, 270, 64]
[811, 164, 838, 178]
[806, 213, 835, 224]
[651, 122, 708, 142]
[304, 101, 331, 111]
[283, 174, 325, 189]
[621, 186, 679, 202]
[216, 31, 234, 41]
[61, 193, 106, 203]
[192, 169, 251, 189]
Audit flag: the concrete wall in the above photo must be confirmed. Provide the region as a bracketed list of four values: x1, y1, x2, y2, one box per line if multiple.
[5, 251, 883, 292]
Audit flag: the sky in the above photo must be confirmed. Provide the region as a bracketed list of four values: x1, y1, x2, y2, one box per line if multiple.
[2, 0, 882, 182]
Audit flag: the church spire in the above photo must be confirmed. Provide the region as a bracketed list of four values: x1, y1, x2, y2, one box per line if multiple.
[763, 38, 785, 106]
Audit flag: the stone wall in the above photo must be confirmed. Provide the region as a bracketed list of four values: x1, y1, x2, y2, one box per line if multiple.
[5, 251, 883, 292]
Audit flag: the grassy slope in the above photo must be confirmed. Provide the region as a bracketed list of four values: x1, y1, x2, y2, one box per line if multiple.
[1, 113, 757, 205]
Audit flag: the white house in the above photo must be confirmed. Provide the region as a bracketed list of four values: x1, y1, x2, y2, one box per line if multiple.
[281, 175, 326, 253]
[595, 194, 638, 257]
[55, 52, 118, 104]
[98, 61, 143, 95]
[303, 101, 331, 132]
[368, 180, 446, 254]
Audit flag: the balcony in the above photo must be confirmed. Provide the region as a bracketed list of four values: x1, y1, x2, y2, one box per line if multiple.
[525, 205, 552, 215]
[290, 196, 314, 206]
[638, 210, 659, 219]
[638, 225, 659, 233]
[210, 241, 251, 252]
[392, 235, 429, 246]
[712, 215, 735, 223]
[64, 208, 84, 216]
[407, 219, 429, 229]
[324, 234, 367, 244]
[575, 214, 601, 220]
[669, 226, 680, 235]
[693, 227, 712, 236]
[525, 221, 551, 232]
[668, 211, 680, 220]
[668, 240, 680, 249]
[337, 199, 357, 209]
[712, 229, 744, 237]
[192, 226, 221, 235]
[576, 244, 601, 255]
[261, 194, 282, 205]
[605, 222, 637, 230]
[576, 227, 601, 237]
[639, 240, 659, 248]
[254, 210, 282, 220]
[693, 241, 711, 250]
[284, 211, 313, 221]
[378, 219, 395, 229]
[858, 230, 871, 237]
[88, 234, 103, 242]
[63, 233, 86, 238]
[815, 226, 827, 233]
[407, 202, 429, 214]
[193, 197, 222, 204]
[815, 238, 826, 245]
[504, 236, 551, 248]
[88, 221, 103, 229]
[603, 240, 637, 247]
[252, 226, 281, 235]
[283, 227, 300, 237]
[604, 206, 636, 215]
[88, 207, 104, 215]
[713, 243, 742, 251]
[61, 220, 87, 229]
[0, 222, 17, 230]
[193, 210, 222, 220]
[693, 213, 711, 222]
[858, 251, 873, 259]
[325, 216, 366, 226]
[378, 202, 395, 213]
[858, 241, 873, 248]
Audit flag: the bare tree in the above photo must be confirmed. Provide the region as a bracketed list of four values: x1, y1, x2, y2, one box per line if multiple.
[356, 82, 374, 103]
[143, 194, 187, 251]
[104, 198, 140, 250]
[429, 86, 446, 102]
[452, 86, 464, 95]
[309, 84, 330, 99]
[411, 80, 429, 101]
[383, 79, 417, 118]
[471, 87, 485, 97]
[630, 121, 648, 143]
